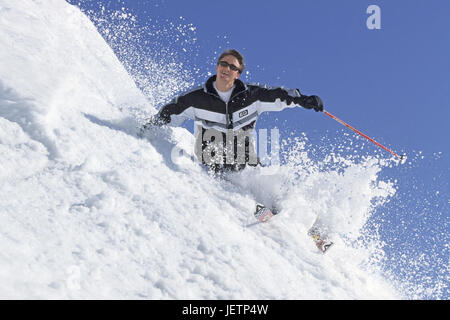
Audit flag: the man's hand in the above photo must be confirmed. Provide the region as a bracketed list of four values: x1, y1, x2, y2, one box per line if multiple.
[144, 114, 168, 128]
[297, 95, 324, 112]
[139, 114, 168, 137]
[306, 95, 324, 112]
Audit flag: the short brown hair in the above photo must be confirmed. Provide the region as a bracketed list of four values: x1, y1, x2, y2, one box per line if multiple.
[217, 49, 245, 73]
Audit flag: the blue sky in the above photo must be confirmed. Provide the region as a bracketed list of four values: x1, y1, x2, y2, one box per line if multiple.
[71, 0, 448, 298]
[76, 0, 450, 153]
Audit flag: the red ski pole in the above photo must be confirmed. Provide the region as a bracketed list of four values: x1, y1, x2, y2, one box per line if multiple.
[323, 110, 405, 160]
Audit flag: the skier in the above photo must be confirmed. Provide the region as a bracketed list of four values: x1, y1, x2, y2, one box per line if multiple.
[143, 49, 332, 252]
[144, 49, 323, 169]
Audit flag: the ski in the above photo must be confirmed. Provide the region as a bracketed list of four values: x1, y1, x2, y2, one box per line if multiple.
[254, 204, 278, 223]
[252, 205, 333, 254]
[308, 227, 334, 254]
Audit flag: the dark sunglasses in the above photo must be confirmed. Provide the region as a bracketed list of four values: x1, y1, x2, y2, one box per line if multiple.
[218, 60, 241, 72]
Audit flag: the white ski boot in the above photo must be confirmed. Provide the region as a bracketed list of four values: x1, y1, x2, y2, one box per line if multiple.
[308, 227, 334, 253]
[254, 204, 275, 223]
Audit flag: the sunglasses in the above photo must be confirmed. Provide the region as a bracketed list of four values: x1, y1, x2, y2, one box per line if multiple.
[218, 60, 241, 72]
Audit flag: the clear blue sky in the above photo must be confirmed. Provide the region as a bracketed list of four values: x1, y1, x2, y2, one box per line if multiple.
[71, 0, 449, 298]
[102, 0, 450, 154]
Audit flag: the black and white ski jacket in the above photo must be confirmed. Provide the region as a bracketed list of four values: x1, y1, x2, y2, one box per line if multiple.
[153, 75, 316, 168]
[155, 75, 314, 130]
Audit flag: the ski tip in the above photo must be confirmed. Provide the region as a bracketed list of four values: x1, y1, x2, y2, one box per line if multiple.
[315, 240, 334, 254]
[256, 204, 265, 212]
[321, 241, 334, 254]
[309, 229, 334, 254]
[254, 204, 274, 223]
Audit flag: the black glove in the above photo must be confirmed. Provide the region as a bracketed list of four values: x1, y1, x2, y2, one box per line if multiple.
[143, 113, 169, 129]
[297, 95, 324, 112]
[139, 113, 169, 137]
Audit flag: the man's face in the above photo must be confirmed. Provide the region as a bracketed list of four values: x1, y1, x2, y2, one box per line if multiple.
[216, 55, 241, 83]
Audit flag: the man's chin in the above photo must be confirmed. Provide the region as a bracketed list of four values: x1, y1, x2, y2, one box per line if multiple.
[219, 75, 233, 83]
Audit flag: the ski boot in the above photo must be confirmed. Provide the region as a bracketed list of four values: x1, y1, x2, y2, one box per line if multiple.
[254, 204, 276, 223]
[308, 227, 334, 253]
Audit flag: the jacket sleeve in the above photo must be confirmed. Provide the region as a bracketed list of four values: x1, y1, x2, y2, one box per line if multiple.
[154, 93, 196, 126]
[253, 85, 311, 114]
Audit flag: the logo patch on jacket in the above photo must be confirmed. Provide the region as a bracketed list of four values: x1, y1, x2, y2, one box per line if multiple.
[239, 110, 248, 118]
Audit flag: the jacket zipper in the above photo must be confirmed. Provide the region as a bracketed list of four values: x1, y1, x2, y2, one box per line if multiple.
[225, 101, 231, 128]
[206, 88, 247, 129]
[226, 89, 247, 129]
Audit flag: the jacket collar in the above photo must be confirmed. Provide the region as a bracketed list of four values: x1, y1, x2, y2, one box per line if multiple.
[204, 75, 247, 98]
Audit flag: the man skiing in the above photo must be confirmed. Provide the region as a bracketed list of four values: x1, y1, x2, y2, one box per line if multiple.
[144, 49, 323, 172]
[144, 49, 332, 253]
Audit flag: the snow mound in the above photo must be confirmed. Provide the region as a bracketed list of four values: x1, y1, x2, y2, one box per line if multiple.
[0, 0, 401, 299]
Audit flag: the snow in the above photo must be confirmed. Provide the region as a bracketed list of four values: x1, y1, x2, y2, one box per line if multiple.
[0, 0, 403, 299]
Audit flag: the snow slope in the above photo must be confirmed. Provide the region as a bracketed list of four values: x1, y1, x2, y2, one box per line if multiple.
[0, 0, 402, 299]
